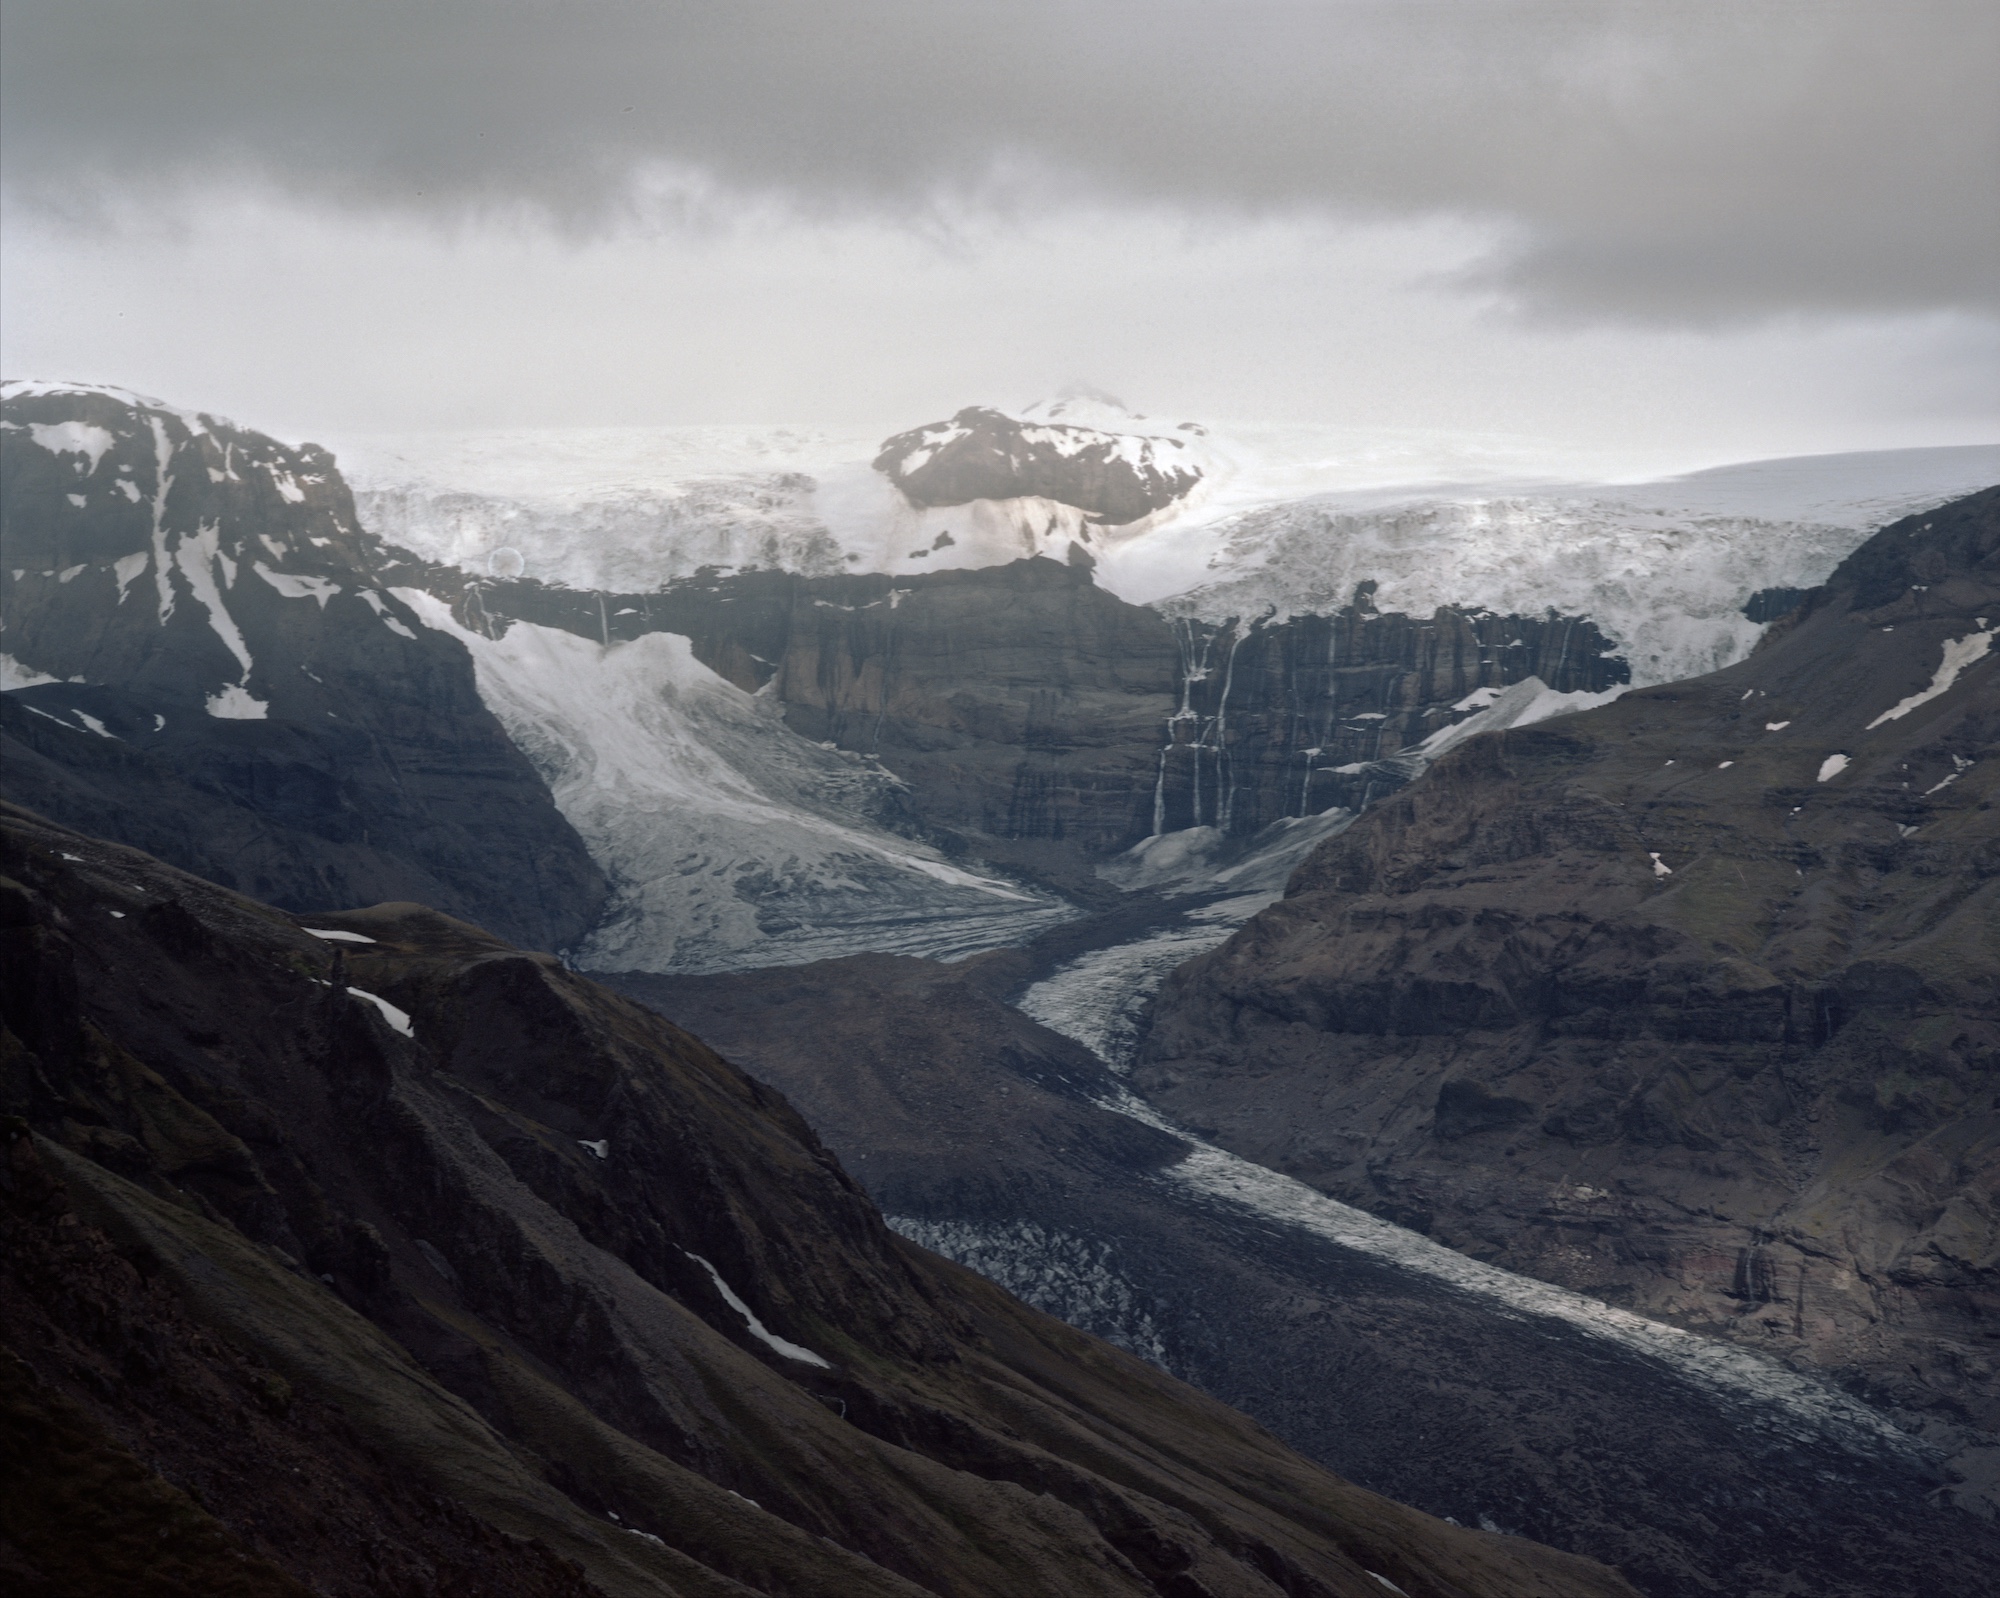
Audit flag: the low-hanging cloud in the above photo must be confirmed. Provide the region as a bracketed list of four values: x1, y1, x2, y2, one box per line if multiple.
[3, 0, 1994, 323]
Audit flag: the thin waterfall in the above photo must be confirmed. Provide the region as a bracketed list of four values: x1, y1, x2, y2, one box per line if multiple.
[1214, 623, 1250, 833]
[1156, 618, 1220, 835]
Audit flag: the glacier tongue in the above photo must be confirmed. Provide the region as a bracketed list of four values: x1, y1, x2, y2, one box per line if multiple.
[397, 591, 1073, 973]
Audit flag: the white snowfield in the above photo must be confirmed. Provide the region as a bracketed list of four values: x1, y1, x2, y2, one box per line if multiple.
[397, 591, 1072, 975]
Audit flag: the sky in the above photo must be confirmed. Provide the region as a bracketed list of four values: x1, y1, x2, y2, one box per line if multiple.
[3, 0, 1995, 470]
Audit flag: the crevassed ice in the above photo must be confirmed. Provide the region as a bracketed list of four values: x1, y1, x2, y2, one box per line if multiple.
[888, 1217, 1171, 1368]
[396, 590, 1073, 973]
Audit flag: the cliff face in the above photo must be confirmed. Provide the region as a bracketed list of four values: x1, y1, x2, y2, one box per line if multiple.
[0, 384, 604, 951]
[1151, 591, 1626, 834]
[0, 804, 1633, 1598]
[1138, 488, 2000, 1454]
[406, 557, 1622, 882]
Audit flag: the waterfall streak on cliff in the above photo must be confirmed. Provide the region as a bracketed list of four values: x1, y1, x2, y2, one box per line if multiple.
[1215, 625, 1249, 833]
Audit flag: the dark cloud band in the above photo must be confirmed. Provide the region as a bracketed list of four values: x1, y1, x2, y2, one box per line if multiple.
[4, 0, 1994, 320]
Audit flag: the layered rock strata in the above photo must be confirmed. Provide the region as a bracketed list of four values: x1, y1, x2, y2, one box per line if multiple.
[404, 557, 1621, 879]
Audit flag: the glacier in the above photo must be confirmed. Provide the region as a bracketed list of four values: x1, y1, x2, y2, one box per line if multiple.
[1014, 904, 1938, 1468]
[334, 406, 1997, 694]
[397, 590, 1073, 974]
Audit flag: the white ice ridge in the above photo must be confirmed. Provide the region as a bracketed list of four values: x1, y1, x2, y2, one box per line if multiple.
[2, 378, 236, 437]
[1864, 626, 1994, 730]
[396, 590, 1073, 974]
[303, 928, 377, 944]
[682, 1252, 830, 1367]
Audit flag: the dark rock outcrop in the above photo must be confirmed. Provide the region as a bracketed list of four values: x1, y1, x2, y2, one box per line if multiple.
[1150, 590, 1627, 833]
[399, 556, 1623, 889]
[1, 385, 604, 950]
[1138, 488, 2000, 1461]
[0, 803, 1633, 1598]
[873, 406, 1204, 524]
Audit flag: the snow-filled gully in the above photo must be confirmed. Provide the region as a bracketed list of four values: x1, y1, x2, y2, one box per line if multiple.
[1015, 903, 1932, 1468]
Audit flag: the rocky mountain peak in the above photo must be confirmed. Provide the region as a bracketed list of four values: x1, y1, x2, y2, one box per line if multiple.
[873, 402, 1206, 527]
[2, 382, 605, 951]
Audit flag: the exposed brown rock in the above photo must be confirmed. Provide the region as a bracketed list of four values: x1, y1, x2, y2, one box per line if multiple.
[1139, 489, 2000, 1487]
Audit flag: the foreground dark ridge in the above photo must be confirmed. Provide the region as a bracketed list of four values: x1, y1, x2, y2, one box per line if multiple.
[0, 804, 1633, 1598]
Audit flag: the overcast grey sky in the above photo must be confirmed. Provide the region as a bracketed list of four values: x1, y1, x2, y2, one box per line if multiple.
[3, 1, 1994, 461]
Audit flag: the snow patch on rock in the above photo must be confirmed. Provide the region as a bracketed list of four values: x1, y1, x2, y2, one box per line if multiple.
[346, 986, 413, 1037]
[25, 419, 118, 474]
[683, 1252, 829, 1367]
[1864, 626, 1994, 730]
[204, 684, 269, 720]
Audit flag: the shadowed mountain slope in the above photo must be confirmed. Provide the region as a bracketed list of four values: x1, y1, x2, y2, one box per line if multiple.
[0, 803, 1632, 1598]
